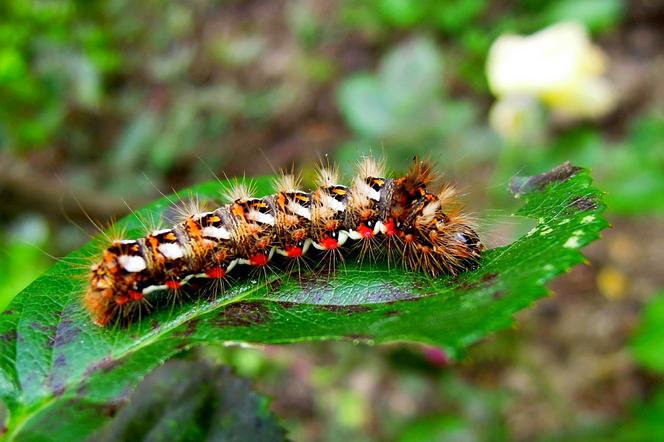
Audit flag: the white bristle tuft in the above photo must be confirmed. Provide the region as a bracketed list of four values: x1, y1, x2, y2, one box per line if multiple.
[316, 165, 340, 187]
[222, 181, 255, 202]
[274, 173, 301, 193]
[356, 155, 386, 179]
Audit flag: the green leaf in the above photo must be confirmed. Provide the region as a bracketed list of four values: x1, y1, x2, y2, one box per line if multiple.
[0, 162, 607, 439]
[92, 360, 286, 442]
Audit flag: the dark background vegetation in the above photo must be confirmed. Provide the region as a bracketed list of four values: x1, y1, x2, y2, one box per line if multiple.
[1, 0, 663, 440]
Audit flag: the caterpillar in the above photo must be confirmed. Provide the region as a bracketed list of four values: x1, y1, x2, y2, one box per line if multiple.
[85, 157, 484, 326]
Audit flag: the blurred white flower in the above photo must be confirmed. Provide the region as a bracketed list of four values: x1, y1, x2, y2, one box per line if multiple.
[488, 95, 543, 143]
[487, 21, 616, 129]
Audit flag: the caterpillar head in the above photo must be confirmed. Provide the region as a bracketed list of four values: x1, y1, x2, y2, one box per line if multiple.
[85, 240, 150, 326]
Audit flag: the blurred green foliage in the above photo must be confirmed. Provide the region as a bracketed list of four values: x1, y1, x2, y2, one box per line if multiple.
[611, 291, 664, 441]
[0, 0, 116, 149]
[336, 36, 499, 175]
[631, 290, 664, 374]
[346, 0, 622, 35]
[0, 215, 49, 310]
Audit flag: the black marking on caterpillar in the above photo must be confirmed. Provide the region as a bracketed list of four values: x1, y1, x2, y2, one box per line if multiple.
[85, 157, 484, 326]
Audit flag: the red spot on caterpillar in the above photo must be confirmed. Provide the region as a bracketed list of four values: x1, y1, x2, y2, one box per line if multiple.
[249, 254, 268, 266]
[321, 236, 338, 250]
[166, 280, 181, 290]
[358, 224, 374, 238]
[206, 267, 225, 278]
[384, 219, 397, 236]
[286, 246, 302, 258]
[129, 290, 143, 301]
[115, 295, 129, 305]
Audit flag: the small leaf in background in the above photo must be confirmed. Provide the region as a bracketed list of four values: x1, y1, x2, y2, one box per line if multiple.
[545, 0, 623, 34]
[615, 389, 664, 442]
[431, 0, 487, 34]
[398, 416, 471, 442]
[377, 0, 426, 28]
[93, 360, 286, 442]
[631, 290, 664, 374]
[0, 48, 28, 84]
[0, 215, 50, 310]
[337, 74, 392, 138]
[337, 36, 445, 141]
[380, 36, 443, 106]
[0, 163, 607, 439]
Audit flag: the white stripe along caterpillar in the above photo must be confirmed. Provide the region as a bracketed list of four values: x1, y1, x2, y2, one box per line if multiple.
[85, 157, 483, 326]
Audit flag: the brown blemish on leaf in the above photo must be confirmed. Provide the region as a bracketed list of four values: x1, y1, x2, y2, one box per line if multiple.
[299, 276, 334, 292]
[316, 305, 371, 314]
[482, 273, 499, 283]
[54, 353, 67, 369]
[46, 353, 70, 397]
[0, 330, 16, 344]
[457, 272, 499, 291]
[510, 162, 582, 197]
[84, 356, 123, 378]
[53, 318, 81, 348]
[276, 301, 297, 310]
[174, 318, 199, 337]
[30, 321, 55, 334]
[385, 293, 431, 305]
[215, 302, 270, 327]
[52, 385, 66, 397]
[570, 195, 598, 211]
[266, 278, 282, 291]
[345, 334, 372, 341]
[383, 309, 400, 317]
[89, 401, 122, 419]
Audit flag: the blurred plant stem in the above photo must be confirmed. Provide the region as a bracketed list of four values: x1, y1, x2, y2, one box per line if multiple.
[0, 152, 145, 223]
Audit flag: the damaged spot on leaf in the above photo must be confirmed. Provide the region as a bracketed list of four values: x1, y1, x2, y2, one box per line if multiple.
[316, 305, 371, 314]
[510, 161, 582, 197]
[84, 356, 124, 378]
[215, 302, 270, 327]
[570, 195, 598, 212]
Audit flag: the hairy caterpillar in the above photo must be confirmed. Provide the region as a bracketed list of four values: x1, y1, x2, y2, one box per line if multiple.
[85, 157, 483, 326]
